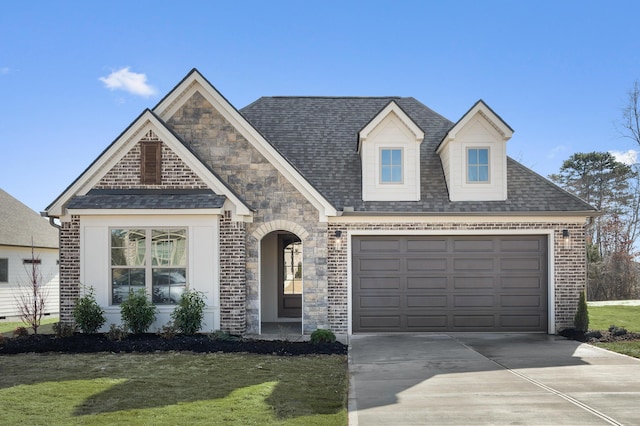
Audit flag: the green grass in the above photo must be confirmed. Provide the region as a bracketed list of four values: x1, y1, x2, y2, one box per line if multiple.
[0, 316, 59, 335]
[588, 306, 640, 332]
[588, 305, 640, 359]
[0, 352, 348, 425]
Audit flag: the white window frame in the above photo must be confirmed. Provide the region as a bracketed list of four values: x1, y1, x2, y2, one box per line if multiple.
[466, 147, 490, 183]
[379, 147, 404, 184]
[110, 227, 188, 305]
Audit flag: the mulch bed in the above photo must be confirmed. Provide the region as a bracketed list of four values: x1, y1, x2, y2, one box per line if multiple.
[559, 328, 640, 343]
[0, 333, 347, 356]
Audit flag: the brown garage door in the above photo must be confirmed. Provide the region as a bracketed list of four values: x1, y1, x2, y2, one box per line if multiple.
[352, 235, 548, 332]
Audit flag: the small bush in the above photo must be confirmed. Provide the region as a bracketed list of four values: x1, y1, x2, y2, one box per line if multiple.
[0, 334, 5, 345]
[13, 326, 29, 338]
[171, 290, 206, 335]
[209, 330, 241, 341]
[120, 290, 157, 334]
[106, 324, 128, 341]
[574, 291, 589, 333]
[310, 328, 336, 344]
[158, 322, 179, 339]
[73, 286, 106, 333]
[609, 324, 628, 336]
[53, 322, 76, 338]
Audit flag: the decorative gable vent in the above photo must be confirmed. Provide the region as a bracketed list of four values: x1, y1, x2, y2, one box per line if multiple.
[140, 141, 162, 185]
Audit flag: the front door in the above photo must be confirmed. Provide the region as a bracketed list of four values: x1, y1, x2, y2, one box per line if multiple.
[278, 234, 302, 318]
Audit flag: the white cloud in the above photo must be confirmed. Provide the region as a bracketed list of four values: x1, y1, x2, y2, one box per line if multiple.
[99, 67, 157, 97]
[0, 67, 9, 75]
[610, 149, 638, 165]
[547, 144, 567, 159]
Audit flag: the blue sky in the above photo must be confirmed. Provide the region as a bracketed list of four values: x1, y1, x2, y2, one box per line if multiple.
[2, 1, 639, 213]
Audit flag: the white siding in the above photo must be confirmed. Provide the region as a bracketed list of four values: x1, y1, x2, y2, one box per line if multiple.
[0, 245, 59, 319]
[361, 113, 421, 201]
[80, 215, 220, 332]
[439, 115, 508, 201]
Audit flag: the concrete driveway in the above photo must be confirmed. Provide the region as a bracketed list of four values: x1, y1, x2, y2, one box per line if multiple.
[349, 333, 640, 425]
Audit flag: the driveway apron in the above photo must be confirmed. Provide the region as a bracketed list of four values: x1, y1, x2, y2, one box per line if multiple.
[349, 333, 640, 425]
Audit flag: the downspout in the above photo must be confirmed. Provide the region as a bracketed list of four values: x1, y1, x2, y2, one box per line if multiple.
[42, 212, 63, 322]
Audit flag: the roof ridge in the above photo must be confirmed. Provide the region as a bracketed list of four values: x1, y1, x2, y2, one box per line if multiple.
[264, 96, 405, 99]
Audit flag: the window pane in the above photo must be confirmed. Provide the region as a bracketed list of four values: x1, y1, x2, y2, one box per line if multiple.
[381, 166, 391, 182]
[0, 258, 7, 282]
[479, 165, 489, 181]
[381, 149, 402, 183]
[391, 166, 402, 182]
[391, 149, 402, 165]
[152, 268, 186, 304]
[468, 149, 478, 165]
[468, 166, 478, 181]
[112, 268, 145, 304]
[111, 229, 145, 266]
[381, 149, 391, 165]
[478, 148, 489, 165]
[283, 242, 302, 295]
[152, 229, 186, 266]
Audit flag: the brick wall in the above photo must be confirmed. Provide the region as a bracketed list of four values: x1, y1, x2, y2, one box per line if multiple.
[328, 222, 587, 334]
[59, 216, 80, 324]
[219, 211, 247, 333]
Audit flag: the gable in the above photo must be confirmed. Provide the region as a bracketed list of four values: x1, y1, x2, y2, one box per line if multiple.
[45, 110, 252, 220]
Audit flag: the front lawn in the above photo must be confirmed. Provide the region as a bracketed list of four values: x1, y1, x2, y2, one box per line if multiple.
[588, 305, 640, 358]
[0, 316, 59, 335]
[0, 352, 348, 425]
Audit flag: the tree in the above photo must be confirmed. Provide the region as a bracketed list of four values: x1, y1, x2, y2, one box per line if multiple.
[549, 152, 635, 255]
[14, 243, 49, 334]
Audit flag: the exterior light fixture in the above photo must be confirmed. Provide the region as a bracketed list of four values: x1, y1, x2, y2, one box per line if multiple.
[562, 229, 570, 249]
[335, 230, 343, 250]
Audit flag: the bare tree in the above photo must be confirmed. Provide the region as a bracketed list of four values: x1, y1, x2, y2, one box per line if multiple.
[14, 242, 49, 334]
[620, 80, 640, 145]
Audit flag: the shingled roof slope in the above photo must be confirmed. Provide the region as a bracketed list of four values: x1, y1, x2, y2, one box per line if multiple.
[240, 97, 596, 214]
[0, 189, 58, 249]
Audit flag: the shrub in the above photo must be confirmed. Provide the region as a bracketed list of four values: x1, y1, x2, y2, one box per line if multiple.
[158, 322, 178, 339]
[13, 326, 29, 338]
[609, 324, 628, 336]
[106, 324, 128, 341]
[0, 334, 5, 345]
[119, 290, 157, 334]
[574, 291, 589, 333]
[73, 286, 106, 333]
[209, 330, 241, 341]
[171, 290, 206, 335]
[310, 328, 336, 344]
[53, 322, 76, 338]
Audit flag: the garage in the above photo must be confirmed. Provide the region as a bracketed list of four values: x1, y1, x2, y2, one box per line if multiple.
[352, 235, 548, 332]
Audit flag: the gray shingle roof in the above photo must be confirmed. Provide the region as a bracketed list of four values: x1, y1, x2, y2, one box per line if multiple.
[240, 97, 596, 214]
[67, 189, 226, 210]
[0, 188, 58, 249]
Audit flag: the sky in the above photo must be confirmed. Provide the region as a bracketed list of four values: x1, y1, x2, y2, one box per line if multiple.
[1, 0, 640, 213]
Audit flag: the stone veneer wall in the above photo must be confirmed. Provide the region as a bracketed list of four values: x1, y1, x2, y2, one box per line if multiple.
[166, 91, 328, 334]
[327, 222, 587, 334]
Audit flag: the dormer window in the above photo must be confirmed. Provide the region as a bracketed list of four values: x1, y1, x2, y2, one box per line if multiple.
[467, 148, 489, 183]
[380, 148, 403, 183]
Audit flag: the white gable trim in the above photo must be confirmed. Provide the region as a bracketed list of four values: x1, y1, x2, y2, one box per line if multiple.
[153, 70, 338, 221]
[438, 100, 513, 149]
[358, 101, 424, 152]
[46, 110, 253, 221]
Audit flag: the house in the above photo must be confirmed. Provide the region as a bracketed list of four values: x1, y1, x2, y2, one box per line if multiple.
[45, 69, 597, 335]
[0, 189, 59, 320]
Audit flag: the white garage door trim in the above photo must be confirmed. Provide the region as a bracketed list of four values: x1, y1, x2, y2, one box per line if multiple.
[347, 229, 556, 335]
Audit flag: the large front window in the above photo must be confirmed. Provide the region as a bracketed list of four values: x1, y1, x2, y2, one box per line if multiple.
[111, 228, 187, 304]
[381, 148, 403, 183]
[467, 148, 489, 182]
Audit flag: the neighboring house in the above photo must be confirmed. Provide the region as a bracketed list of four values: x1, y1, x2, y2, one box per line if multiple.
[0, 189, 59, 320]
[45, 69, 597, 335]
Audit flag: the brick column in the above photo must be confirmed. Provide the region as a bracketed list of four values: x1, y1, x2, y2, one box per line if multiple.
[219, 211, 246, 334]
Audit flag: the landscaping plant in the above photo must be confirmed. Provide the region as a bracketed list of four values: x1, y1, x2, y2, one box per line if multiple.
[171, 289, 206, 334]
[310, 328, 336, 344]
[119, 290, 157, 334]
[574, 291, 589, 332]
[14, 244, 49, 334]
[72, 286, 106, 333]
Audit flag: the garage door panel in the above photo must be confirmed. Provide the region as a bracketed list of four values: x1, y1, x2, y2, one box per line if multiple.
[352, 235, 547, 333]
[407, 276, 448, 289]
[358, 277, 401, 290]
[407, 258, 447, 271]
[359, 296, 400, 308]
[359, 258, 401, 272]
[454, 276, 494, 289]
[407, 295, 447, 308]
[454, 258, 494, 270]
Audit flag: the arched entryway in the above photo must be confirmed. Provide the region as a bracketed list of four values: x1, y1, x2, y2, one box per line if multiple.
[260, 230, 303, 334]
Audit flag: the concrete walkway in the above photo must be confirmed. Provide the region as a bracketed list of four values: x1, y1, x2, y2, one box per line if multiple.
[349, 333, 640, 425]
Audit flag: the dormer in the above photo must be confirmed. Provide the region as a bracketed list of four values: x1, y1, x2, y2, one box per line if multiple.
[437, 100, 513, 202]
[358, 101, 424, 201]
